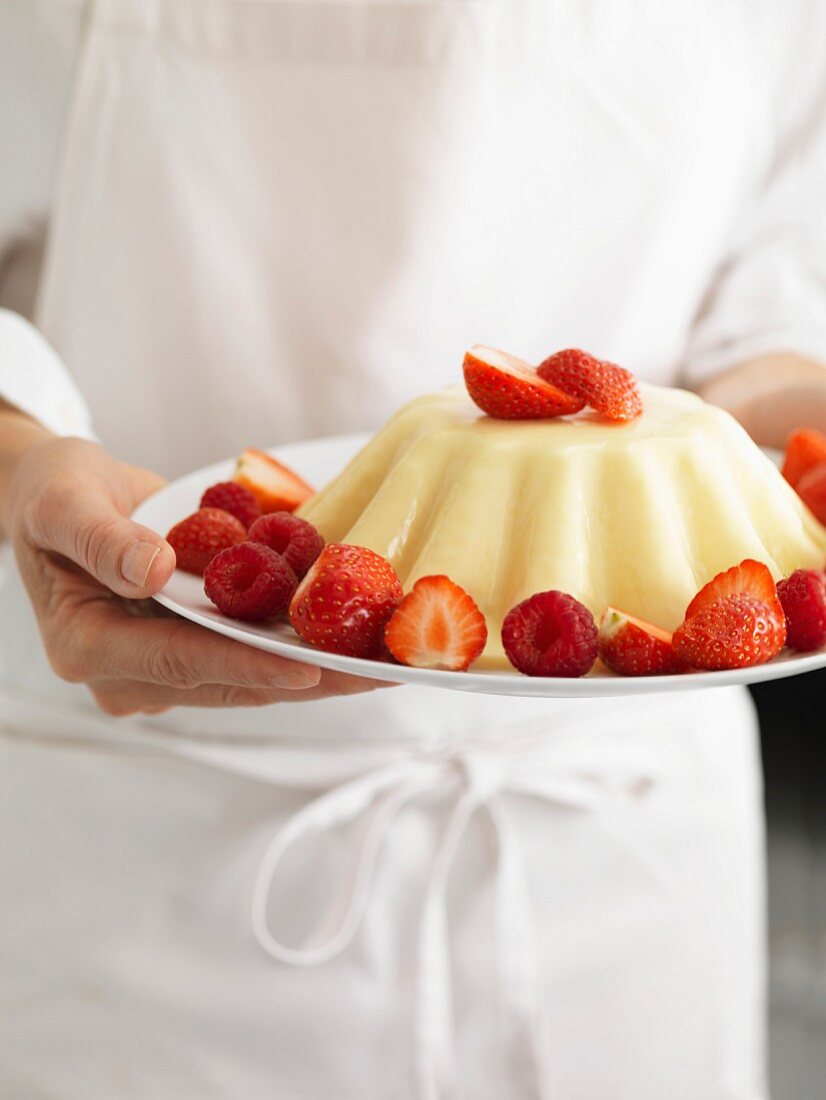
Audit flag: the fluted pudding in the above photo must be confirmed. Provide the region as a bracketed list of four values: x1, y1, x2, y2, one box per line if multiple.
[298, 384, 826, 669]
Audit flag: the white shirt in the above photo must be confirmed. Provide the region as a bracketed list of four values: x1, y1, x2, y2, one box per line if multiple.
[1, 1, 823, 1096]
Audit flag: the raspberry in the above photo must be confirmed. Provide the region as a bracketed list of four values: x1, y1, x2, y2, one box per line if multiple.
[200, 481, 261, 529]
[204, 542, 298, 621]
[501, 591, 598, 677]
[777, 569, 826, 652]
[167, 508, 247, 576]
[247, 512, 325, 579]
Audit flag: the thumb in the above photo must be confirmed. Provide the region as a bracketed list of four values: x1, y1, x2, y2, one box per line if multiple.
[31, 480, 176, 599]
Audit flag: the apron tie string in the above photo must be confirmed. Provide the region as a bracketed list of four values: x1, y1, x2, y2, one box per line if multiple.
[251, 739, 654, 1100]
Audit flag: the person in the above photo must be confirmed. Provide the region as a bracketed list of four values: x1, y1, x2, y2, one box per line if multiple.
[1, 2, 825, 1097]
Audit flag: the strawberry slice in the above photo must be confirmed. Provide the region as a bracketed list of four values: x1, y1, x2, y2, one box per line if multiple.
[384, 575, 487, 671]
[463, 346, 584, 420]
[598, 608, 687, 676]
[233, 448, 314, 514]
[288, 543, 403, 659]
[537, 348, 642, 422]
[796, 461, 826, 526]
[684, 559, 781, 621]
[781, 428, 826, 489]
[673, 595, 786, 670]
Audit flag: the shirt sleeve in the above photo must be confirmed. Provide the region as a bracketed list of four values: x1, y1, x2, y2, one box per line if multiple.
[0, 2, 94, 438]
[682, 2, 826, 384]
[0, 309, 95, 438]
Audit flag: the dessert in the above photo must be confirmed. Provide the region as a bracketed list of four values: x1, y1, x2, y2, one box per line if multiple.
[298, 381, 826, 668]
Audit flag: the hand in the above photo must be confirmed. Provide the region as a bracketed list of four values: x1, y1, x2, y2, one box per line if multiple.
[1, 414, 384, 715]
[696, 352, 826, 448]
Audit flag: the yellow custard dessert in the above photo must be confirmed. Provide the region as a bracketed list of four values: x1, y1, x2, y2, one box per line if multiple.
[298, 383, 826, 668]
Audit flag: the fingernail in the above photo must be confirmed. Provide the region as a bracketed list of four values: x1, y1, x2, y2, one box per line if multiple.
[275, 668, 320, 690]
[121, 541, 161, 587]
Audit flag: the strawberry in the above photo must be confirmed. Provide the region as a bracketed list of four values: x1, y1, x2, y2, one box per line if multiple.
[167, 508, 247, 576]
[384, 575, 487, 671]
[204, 543, 298, 621]
[796, 462, 826, 526]
[463, 346, 584, 420]
[598, 608, 687, 676]
[233, 448, 314, 514]
[777, 569, 826, 652]
[537, 348, 642, 422]
[200, 481, 262, 529]
[683, 559, 782, 621]
[501, 590, 598, 677]
[781, 428, 826, 489]
[673, 595, 786, 670]
[289, 544, 404, 659]
[248, 512, 325, 579]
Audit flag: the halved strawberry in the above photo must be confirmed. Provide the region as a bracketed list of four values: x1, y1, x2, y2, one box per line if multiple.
[598, 608, 687, 676]
[384, 575, 487, 671]
[537, 348, 642, 422]
[684, 559, 782, 621]
[781, 428, 826, 489]
[796, 461, 826, 527]
[673, 595, 786, 670]
[233, 448, 314, 514]
[288, 543, 403, 659]
[463, 346, 584, 420]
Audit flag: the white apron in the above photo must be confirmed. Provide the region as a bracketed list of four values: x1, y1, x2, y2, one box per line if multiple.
[0, 2, 767, 1096]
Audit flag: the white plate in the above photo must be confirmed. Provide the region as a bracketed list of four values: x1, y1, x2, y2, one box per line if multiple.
[133, 435, 826, 699]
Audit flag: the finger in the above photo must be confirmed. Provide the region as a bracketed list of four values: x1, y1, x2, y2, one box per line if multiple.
[90, 669, 390, 716]
[69, 597, 322, 689]
[28, 481, 175, 599]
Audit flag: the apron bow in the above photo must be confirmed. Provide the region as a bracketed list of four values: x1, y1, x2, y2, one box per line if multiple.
[251, 736, 656, 1100]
